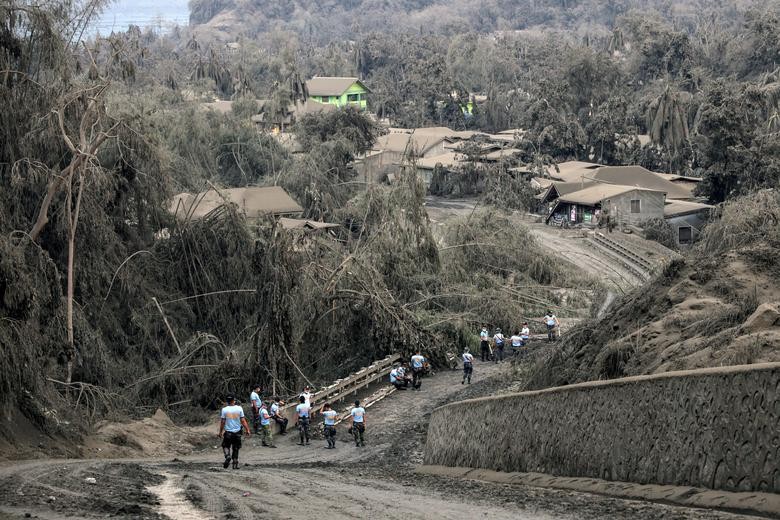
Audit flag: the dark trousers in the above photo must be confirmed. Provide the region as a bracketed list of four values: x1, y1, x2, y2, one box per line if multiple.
[412, 368, 423, 389]
[251, 408, 260, 433]
[352, 423, 365, 445]
[462, 363, 473, 383]
[298, 416, 310, 443]
[547, 324, 556, 341]
[494, 346, 504, 363]
[221, 431, 242, 461]
[272, 414, 288, 434]
[480, 341, 489, 361]
[392, 380, 408, 390]
[324, 425, 336, 448]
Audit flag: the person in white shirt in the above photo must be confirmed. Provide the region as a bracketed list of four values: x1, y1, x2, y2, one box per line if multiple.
[389, 365, 408, 390]
[510, 331, 523, 354]
[544, 311, 560, 342]
[300, 386, 313, 406]
[249, 385, 262, 434]
[521, 323, 530, 345]
[269, 396, 288, 435]
[461, 348, 475, 384]
[492, 328, 505, 363]
[218, 395, 251, 469]
[321, 403, 339, 449]
[410, 352, 426, 390]
[479, 326, 490, 361]
[349, 400, 366, 447]
[294, 396, 312, 446]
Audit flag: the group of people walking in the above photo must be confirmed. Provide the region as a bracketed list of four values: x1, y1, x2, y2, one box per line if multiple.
[217, 319, 560, 469]
[217, 383, 369, 469]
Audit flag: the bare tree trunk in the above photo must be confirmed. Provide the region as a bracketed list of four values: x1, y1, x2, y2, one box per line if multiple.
[65, 168, 85, 385]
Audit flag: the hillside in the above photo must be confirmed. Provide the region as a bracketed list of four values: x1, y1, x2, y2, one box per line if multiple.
[188, 0, 763, 41]
[526, 190, 780, 390]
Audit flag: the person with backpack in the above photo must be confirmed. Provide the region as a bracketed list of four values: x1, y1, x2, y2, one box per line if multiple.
[493, 328, 505, 363]
[410, 351, 426, 390]
[461, 347, 474, 384]
[217, 395, 251, 469]
[259, 401, 276, 448]
[349, 400, 366, 447]
[269, 397, 288, 435]
[321, 403, 338, 449]
[479, 326, 490, 362]
[294, 395, 311, 446]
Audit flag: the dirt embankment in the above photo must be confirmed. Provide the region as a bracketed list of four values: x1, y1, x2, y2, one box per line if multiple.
[527, 243, 780, 389]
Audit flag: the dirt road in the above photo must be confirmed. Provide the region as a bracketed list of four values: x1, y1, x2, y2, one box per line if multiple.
[424, 196, 643, 292]
[0, 363, 761, 520]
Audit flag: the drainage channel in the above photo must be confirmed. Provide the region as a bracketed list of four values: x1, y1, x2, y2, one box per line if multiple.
[148, 471, 212, 520]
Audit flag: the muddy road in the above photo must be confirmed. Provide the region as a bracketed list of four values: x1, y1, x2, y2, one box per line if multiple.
[0, 363, 762, 520]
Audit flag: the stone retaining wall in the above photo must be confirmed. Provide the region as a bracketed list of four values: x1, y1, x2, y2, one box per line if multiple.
[423, 363, 780, 493]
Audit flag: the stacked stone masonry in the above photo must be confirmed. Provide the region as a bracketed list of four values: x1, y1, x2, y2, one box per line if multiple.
[423, 363, 780, 493]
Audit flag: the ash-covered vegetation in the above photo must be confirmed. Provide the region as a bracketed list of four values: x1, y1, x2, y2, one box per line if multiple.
[0, 1, 601, 442]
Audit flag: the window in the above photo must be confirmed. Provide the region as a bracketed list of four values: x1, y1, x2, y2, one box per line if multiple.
[630, 199, 641, 213]
[347, 93, 360, 102]
[678, 226, 693, 244]
[320, 96, 330, 103]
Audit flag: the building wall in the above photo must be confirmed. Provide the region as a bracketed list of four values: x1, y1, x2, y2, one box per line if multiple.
[312, 83, 367, 110]
[423, 363, 780, 493]
[355, 150, 404, 183]
[602, 189, 665, 227]
[666, 212, 709, 245]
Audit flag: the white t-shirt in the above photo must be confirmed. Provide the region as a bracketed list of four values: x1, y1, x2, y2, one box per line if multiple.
[493, 333, 505, 345]
[350, 407, 365, 423]
[521, 327, 530, 338]
[545, 315, 557, 326]
[296, 403, 311, 418]
[270, 402, 280, 416]
[300, 391, 312, 406]
[323, 410, 337, 426]
[250, 391, 262, 409]
[389, 368, 398, 383]
[411, 355, 425, 369]
[510, 335, 522, 347]
[462, 352, 474, 364]
[221, 405, 245, 433]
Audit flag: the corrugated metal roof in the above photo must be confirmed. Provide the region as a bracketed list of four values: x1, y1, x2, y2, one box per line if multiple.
[543, 161, 603, 182]
[663, 200, 714, 217]
[170, 186, 303, 220]
[589, 166, 693, 199]
[306, 77, 370, 96]
[416, 152, 463, 170]
[557, 184, 663, 206]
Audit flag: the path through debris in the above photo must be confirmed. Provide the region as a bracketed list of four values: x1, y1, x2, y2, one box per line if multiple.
[0, 363, 760, 520]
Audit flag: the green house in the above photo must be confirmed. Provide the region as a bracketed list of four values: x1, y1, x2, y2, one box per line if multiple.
[305, 77, 370, 110]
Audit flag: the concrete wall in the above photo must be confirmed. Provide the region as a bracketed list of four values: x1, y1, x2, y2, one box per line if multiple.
[423, 362, 780, 493]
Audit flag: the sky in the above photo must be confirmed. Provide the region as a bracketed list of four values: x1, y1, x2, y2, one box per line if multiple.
[92, 0, 190, 34]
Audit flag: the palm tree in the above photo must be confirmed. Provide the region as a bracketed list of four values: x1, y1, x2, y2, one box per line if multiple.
[647, 85, 690, 170]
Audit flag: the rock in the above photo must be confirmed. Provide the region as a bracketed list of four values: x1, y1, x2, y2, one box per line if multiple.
[742, 302, 780, 333]
[46, 496, 56, 502]
[85, 477, 97, 485]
